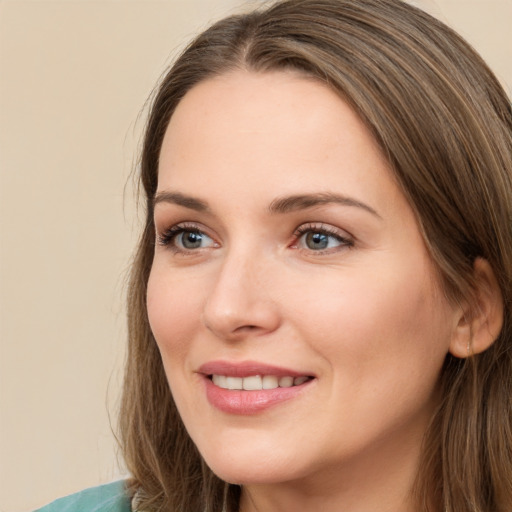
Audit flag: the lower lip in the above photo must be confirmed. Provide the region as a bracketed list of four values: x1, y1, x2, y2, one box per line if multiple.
[204, 377, 313, 415]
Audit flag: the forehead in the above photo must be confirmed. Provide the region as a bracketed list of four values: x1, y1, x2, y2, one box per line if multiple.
[164, 70, 371, 143]
[157, 70, 406, 222]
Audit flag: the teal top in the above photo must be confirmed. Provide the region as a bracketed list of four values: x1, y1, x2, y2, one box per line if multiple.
[34, 481, 131, 512]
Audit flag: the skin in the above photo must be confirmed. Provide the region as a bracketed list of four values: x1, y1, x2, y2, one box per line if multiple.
[147, 70, 463, 512]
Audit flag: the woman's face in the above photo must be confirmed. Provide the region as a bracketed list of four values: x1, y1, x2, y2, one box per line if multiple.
[147, 71, 459, 488]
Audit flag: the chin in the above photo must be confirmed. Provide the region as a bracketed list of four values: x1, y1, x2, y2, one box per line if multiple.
[207, 461, 298, 486]
[197, 437, 307, 485]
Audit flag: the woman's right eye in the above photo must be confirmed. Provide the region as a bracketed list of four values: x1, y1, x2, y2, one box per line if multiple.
[158, 226, 216, 252]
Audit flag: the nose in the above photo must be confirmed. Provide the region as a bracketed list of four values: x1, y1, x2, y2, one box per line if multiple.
[202, 248, 281, 341]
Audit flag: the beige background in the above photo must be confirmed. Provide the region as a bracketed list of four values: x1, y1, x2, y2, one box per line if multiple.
[0, 1, 510, 511]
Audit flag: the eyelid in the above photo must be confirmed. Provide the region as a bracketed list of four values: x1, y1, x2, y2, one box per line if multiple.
[156, 221, 218, 252]
[155, 220, 353, 256]
[291, 222, 354, 252]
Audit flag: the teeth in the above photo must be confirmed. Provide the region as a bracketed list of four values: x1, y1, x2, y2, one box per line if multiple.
[211, 374, 310, 390]
[226, 376, 243, 390]
[243, 375, 262, 390]
[262, 375, 279, 389]
[278, 376, 294, 388]
[212, 375, 227, 388]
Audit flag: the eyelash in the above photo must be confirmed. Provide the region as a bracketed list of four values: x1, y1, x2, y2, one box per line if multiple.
[157, 223, 211, 252]
[156, 222, 354, 254]
[292, 223, 354, 253]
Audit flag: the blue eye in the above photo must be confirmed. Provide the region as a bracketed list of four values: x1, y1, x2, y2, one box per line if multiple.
[295, 225, 352, 252]
[158, 226, 215, 251]
[175, 231, 213, 250]
[302, 232, 336, 250]
[175, 230, 213, 250]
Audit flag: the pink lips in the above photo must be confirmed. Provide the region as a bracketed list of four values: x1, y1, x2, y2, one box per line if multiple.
[198, 360, 314, 415]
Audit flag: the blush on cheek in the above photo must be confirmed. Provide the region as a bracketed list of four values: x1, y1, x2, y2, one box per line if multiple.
[147, 284, 198, 359]
[149, 310, 195, 360]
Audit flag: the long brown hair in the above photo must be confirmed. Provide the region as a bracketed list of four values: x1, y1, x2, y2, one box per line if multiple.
[119, 1, 512, 510]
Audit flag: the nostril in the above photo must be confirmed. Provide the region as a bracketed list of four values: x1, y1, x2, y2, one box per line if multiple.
[201, 291, 281, 340]
[234, 324, 258, 332]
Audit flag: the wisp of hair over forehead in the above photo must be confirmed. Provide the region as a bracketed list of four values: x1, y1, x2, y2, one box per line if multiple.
[120, 1, 512, 511]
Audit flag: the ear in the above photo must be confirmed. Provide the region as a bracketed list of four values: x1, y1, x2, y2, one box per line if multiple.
[449, 258, 504, 358]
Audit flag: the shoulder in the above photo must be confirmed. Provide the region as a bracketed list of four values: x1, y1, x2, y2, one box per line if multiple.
[34, 480, 131, 512]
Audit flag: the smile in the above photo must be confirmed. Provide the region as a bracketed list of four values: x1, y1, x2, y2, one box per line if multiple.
[198, 361, 316, 414]
[210, 374, 311, 390]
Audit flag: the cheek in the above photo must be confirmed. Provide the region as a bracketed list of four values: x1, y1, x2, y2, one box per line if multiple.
[146, 267, 204, 363]
[294, 260, 452, 377]
[146, 267, 208, 425]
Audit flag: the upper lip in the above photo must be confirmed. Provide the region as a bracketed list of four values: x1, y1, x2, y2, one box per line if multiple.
[198, 360, 314, 378]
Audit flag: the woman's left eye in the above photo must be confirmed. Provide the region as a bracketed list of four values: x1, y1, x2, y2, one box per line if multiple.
[294, 225, 353, 252]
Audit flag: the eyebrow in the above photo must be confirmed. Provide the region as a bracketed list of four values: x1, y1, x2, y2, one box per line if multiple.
[268, 193, 381, 218]
[153, 190, 381, 218]
[153, 191, 210, 212]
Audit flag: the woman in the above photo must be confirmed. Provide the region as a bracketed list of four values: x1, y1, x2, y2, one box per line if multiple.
[37, 0, 512, 511]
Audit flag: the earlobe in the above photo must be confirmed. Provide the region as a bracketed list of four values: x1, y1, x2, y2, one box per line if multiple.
[449, 258, 504, 358]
